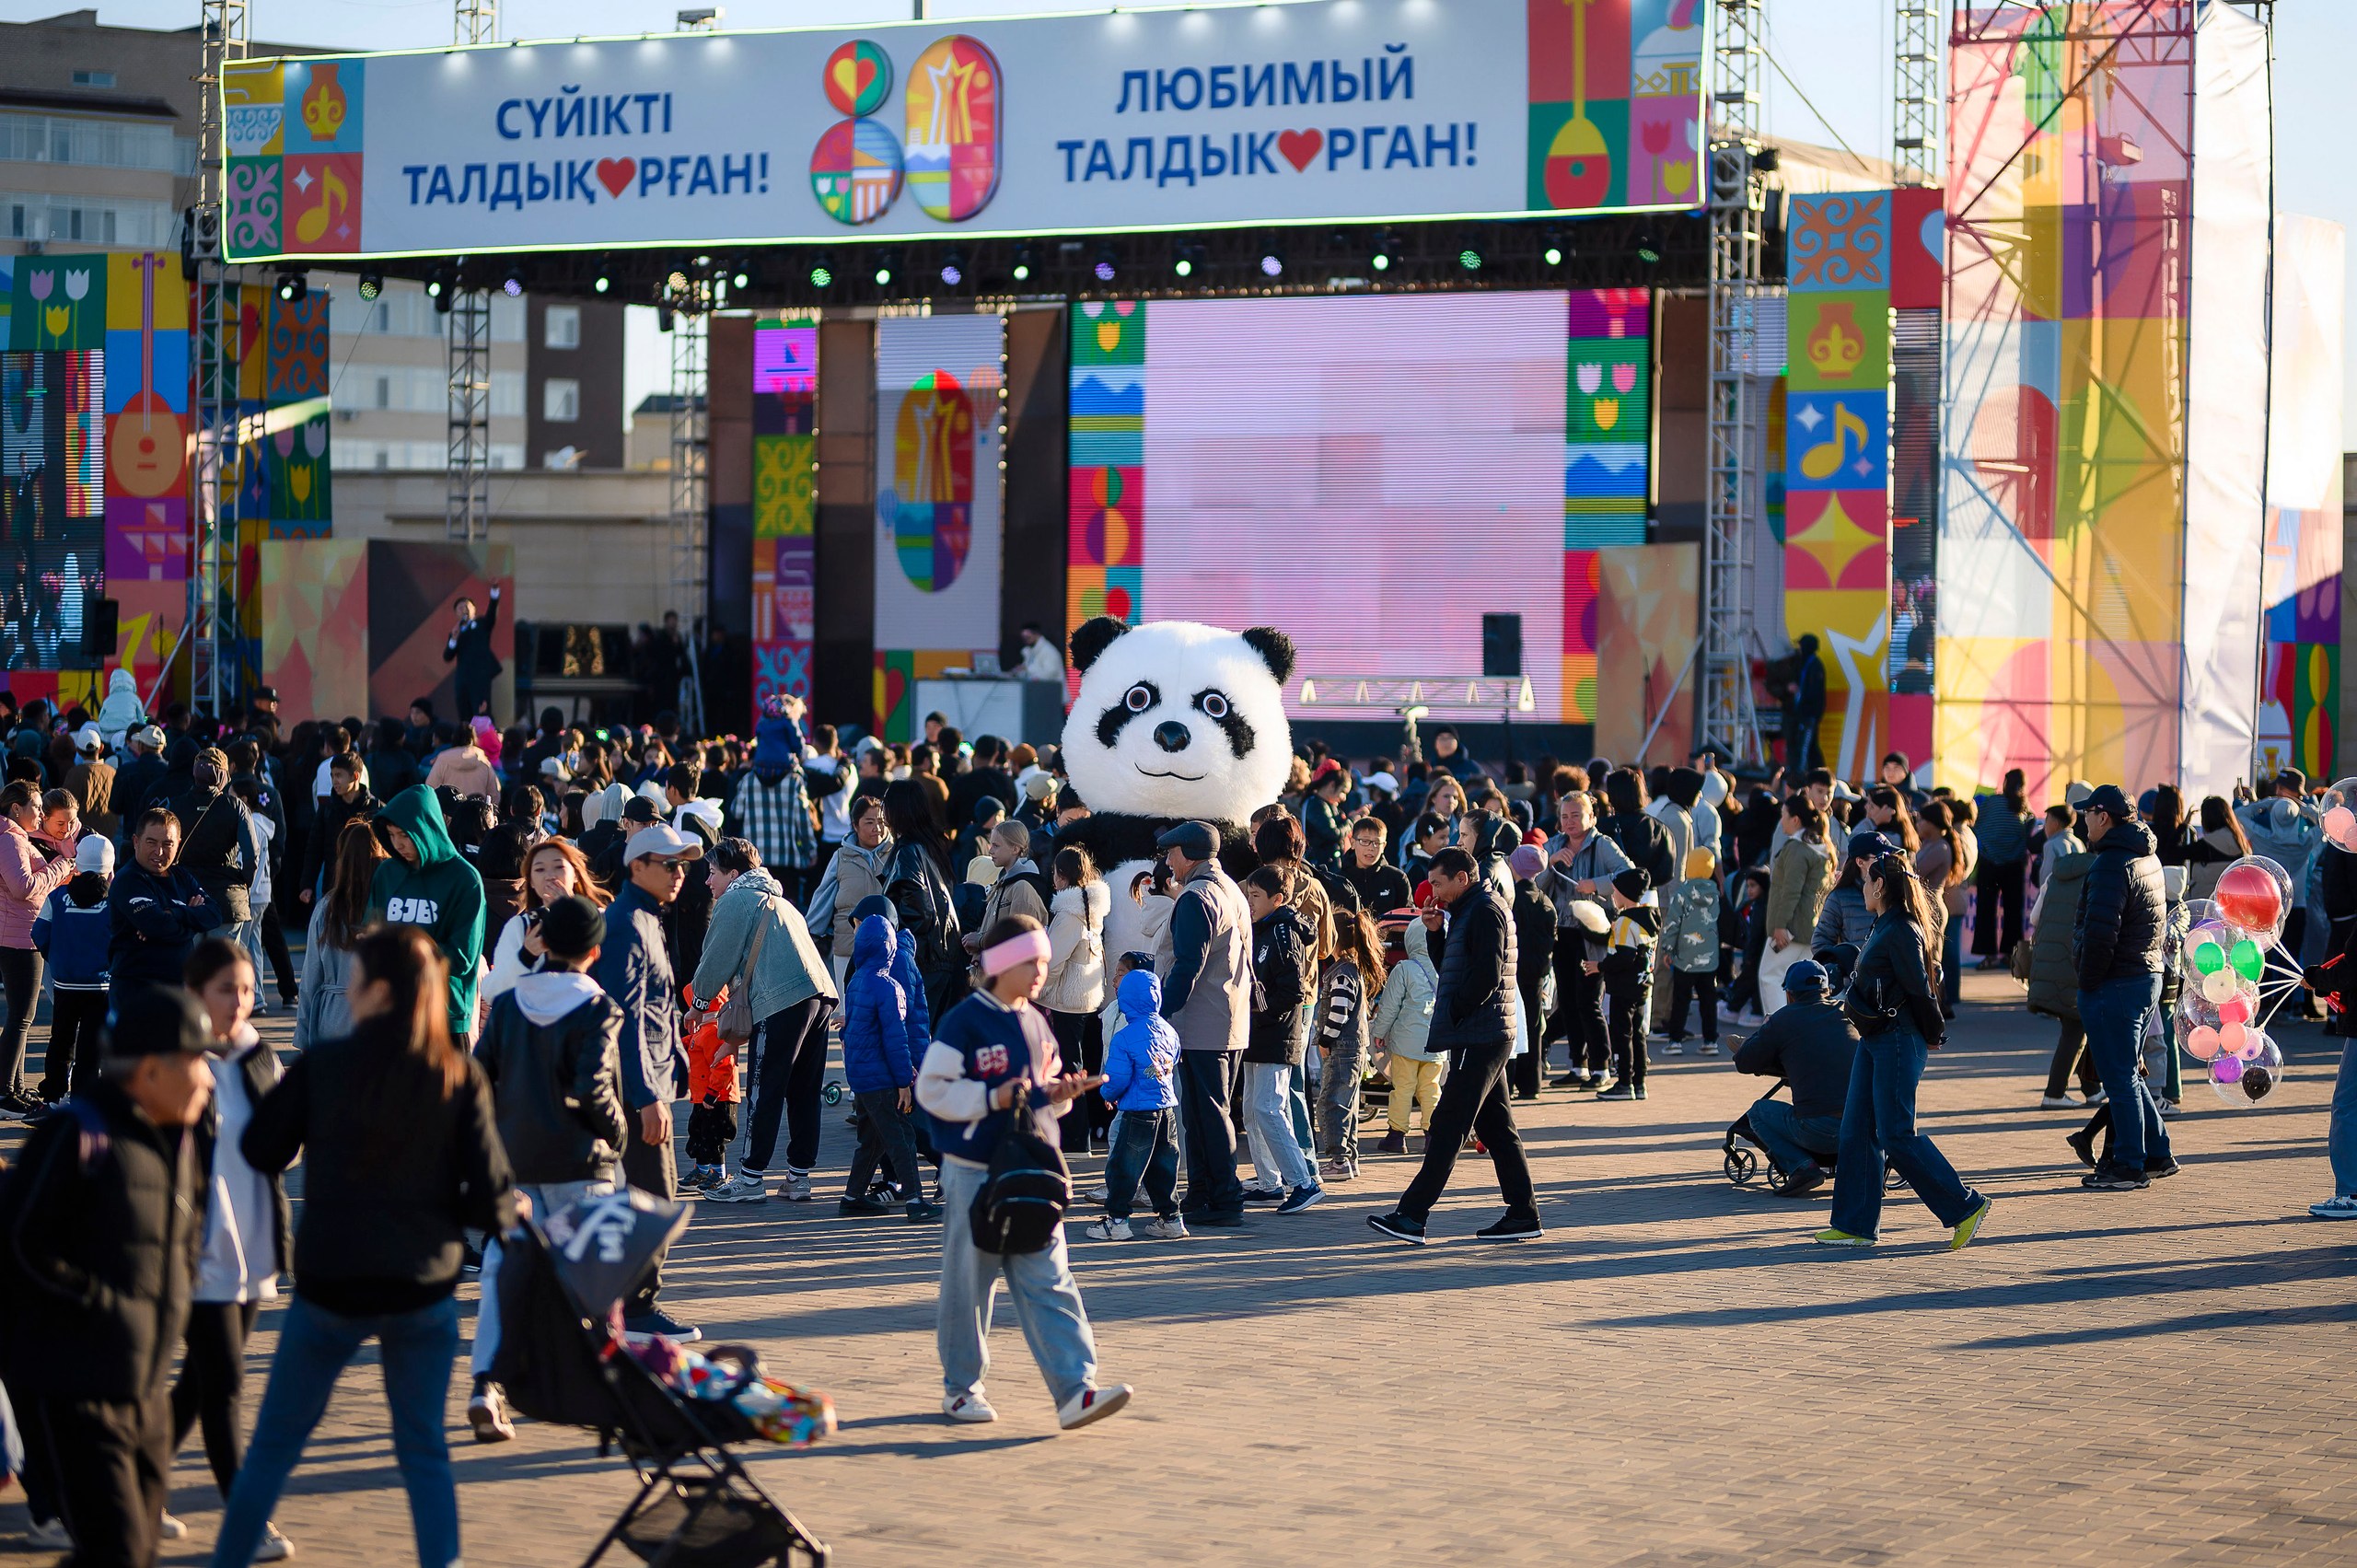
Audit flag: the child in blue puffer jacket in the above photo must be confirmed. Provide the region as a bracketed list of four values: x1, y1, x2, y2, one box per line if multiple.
[1083, 961, 1184, 1242]
[839, 912, 940, 1222]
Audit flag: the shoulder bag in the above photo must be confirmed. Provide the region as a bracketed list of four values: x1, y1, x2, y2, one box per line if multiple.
[715, 896, 771, 1046]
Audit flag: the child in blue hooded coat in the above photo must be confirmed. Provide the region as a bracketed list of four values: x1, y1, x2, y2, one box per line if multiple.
[1082, 963, 1185, 1242]
[839, 912, 941, 1222]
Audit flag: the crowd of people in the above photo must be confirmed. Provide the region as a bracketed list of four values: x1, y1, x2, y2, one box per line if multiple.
[0, 666, 2351, 1565]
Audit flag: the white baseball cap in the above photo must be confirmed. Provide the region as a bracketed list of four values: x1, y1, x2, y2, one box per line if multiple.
[74, 723, 102, 754]
[625, 823, 702, 864]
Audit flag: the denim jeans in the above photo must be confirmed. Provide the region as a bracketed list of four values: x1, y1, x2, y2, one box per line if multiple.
[1745, 1095, 1841, 1175]
[2328, 1037, 2357, 1198]
[935, 1161, 1099, 1408]
[2076, 971, 2170, 1171]
[1940, 911, 1964, 1012]
[471, 1179, 613, 1376]
[1102, 1108, 1178, 1221]
[1317, 1028, 1366, 1166]
[1176, 1051, 1244, 1218]
[1243, 1062, 1315, 1191]
[845, 1088, 924, 1201]
[214, 1295, 462, 1568]
[1829, 1023, 1981, 1239]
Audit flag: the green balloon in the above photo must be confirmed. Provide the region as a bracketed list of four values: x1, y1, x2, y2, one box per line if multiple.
[2230, 938, 2266, 982]
[2191, 939, 2225, 976]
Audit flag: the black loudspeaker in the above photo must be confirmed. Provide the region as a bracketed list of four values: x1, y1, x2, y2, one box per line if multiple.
[82, 598, 118, 660]
[1482, 612, 1523, 679]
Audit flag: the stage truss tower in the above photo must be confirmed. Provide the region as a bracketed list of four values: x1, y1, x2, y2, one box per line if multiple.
[182, 0, 248, 714]
[1895, 0, 1941, 187]
[1700, 0, 1768, 761]
[446, 0, 497, 543]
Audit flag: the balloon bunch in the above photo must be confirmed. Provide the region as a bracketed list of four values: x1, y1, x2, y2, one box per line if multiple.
[2173, 856, 2297, 1108]
[2319, 776, 2357, 854]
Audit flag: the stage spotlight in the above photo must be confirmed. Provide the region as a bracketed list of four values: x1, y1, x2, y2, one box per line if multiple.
[1457, 248, 1483, 272]
[873, 251, 898, 287]
[273, 270, 307, 303]
[1173, 242, 1196, 279]
[1094, 243, 1118, 284]
[1259, 247, 1283, 278]
[729, 260, 752, 290]
[1635, 230, 1661, 266]
[356, 272, 383, 302]
[593, 272, 610, 295]
[1011, 243, 1037, 284]
[940, 250, 966, 288]
[1370, 234, 1394, 273]
[1542, 232, 1566, 266]
[500, 262, 527, 297]
[808, 255, 835, 289]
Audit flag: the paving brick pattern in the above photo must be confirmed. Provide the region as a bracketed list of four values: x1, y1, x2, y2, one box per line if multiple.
[6, 971, 2356, 1565]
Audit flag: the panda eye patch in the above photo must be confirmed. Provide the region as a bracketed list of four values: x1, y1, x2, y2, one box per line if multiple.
[1195, 690, 1230, 720]
[1124, 681, 1159, 714]
[1192, 687, 1257, 761]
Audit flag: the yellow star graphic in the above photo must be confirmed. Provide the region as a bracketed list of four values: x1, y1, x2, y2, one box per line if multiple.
[1790, 493, 1882, 587]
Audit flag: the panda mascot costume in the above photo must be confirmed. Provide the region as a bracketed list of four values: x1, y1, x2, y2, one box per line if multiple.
[1053, 616, 1296, 969]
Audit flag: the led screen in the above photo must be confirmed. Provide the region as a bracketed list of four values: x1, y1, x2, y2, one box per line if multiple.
[1070, 290, 1651, 723]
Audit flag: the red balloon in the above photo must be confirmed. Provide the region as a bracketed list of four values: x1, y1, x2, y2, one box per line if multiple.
[2214, 863, 2282, 935]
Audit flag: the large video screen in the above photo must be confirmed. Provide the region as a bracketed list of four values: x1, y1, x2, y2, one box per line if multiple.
[0, 351, 107, 670]
[1069, 290, 1651, 724]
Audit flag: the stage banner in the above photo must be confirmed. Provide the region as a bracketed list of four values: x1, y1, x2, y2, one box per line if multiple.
[873, 313, 1004, 740]
[2258, 213, 2345, 783]
[751, 316, 818, 708]
[219, 0, 1706, 263]
[2179, 2, 2270, 795]
[1886, 185, 1942, 774]
[1562, 287, 1652, 725]
[1940, 3, 2196, 800]
[1784, 190, 1890, 782]
[3, 255, 109, 673]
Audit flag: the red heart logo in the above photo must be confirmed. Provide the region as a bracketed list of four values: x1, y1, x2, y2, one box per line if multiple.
[882, 668, 908, 724]
[595, 157, 636, 199]
[1277, 129, 1323, 172]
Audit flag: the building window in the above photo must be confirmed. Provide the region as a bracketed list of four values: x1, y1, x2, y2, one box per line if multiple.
[0, 112, 179, 171]
[3, 192, 176, 248]
[543, 378, 580, 424]
[71, 71, 117, 88]
[543, 305, 580, 350]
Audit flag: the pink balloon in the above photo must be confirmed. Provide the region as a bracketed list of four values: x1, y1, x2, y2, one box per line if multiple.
[2186, 1025, 2222, 1062]
[2218, 993, 2255, 1026]
[2218, 1021, 2246, 1058]
[2236, 1026, 2269, 1063]
[2327, 805, 2357, 850]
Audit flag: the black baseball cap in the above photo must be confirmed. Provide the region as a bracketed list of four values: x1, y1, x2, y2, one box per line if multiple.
[539, 894, 607, 959]
[104, 985, 212, 1062]
[2082, 784, 2135, 819]
[621, 795, 660, 824]
[1155, 820, 1220, 859]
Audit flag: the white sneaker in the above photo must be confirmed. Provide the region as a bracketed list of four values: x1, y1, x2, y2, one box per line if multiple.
[1085, 1185, 1110, 1203]
[2038, 1094, 2080, 1109]
[2308, 1195, 2357, 1220]
[1082, 1215, 1132, 1240]
[2084, 1088, 2109, 1107]
[159, 1515, 189, 1540]
[468, 1386, 515, 1443]
[776, 1171, 816, 1202]
[702, 1173, 769, 1203]
[1700, 1041, 1721, 1056]
[1056, 1383, 1132, 1431]
[1646, 1029, 1669, 1043]
[942, 1390, 998, 1423]
[1662, 1041, 1684, 1056]
[256, 1524, 296, 1562]
[23, 1519, 71, 1550]
[1140, 1214, 1189, 1239]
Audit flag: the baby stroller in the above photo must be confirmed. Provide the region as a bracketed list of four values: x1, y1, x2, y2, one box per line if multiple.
[491, 1190, 831, 1567]
[1722, 1081, 1905, 1197]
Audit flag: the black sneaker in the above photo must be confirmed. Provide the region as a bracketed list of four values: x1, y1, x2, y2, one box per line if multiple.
[2142, 1155, 2182, 1179]
[2064, 1128, 2098, 1169]
[622, 1307, 702, 1343]
[1782, 1162, 1829, 1197]
[1240, 1186, 1287, 1204]
[1190, 1209, 1246, 1227]
[839, 1194, 896, 1216]
[1595, 1082, 1639, 1101]
[1474, 1209, 1543, 1242]
[1366, 1211, 1428, 1247]
[2081, 1162, 2149, 1191]
[1375, 1131, 1406, 1156]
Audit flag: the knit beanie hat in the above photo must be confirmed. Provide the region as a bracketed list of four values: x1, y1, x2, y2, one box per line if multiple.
[1611, 867, 1652, 902]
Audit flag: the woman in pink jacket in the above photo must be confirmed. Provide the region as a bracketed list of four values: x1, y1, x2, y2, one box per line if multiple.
[0, 776, 74, 1114]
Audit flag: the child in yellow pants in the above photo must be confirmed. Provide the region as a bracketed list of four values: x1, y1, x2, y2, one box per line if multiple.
[1371, 916, 1441, 1153]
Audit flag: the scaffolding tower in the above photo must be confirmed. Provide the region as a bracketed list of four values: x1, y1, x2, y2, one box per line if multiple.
[1894, 0, 1941, 186]
[666, 274, 712, 736]
[1699, 0, 1768, 761]
[445, 0, 496, 542]
[182, 0, 248, 715]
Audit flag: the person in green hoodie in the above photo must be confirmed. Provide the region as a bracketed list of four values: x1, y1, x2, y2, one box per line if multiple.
[367, 785, 487, 1043]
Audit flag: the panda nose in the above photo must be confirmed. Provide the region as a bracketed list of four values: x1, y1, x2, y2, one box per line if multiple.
[1153, 720, 1192, 754]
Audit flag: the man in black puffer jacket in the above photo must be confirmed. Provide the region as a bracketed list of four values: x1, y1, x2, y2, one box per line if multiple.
[1368, 847, 1539, 1246]
[2072, 784, 2175, 1191]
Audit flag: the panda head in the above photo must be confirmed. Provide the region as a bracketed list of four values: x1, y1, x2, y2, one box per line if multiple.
[1061, 618, 1295, 824]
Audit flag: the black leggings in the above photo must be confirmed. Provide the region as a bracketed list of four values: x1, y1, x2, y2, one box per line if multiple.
[1608, 987, 1648, 1087]
[257, 900, 297, 1002]
[1973, 859, 2026, 958]
[35, 988, 109, 1102]
[1050, 1009, 1109, 1148]
[170, 1300, 261, 1498]
[1668, 971, 1718, 1042]
[0, 944, 43, 1097]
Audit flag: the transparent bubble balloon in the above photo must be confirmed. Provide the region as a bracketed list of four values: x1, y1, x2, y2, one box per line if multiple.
[2322, 779, 2357, 854]
[2183, 1023, 2223, 1062]
[2214, 854, 2293, 946]
[2210, 1035, 2283, 1107]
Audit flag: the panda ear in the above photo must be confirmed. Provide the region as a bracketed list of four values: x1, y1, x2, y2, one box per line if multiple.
[1241, 627, 1295, 687]
[1068, 617, 1130, 675]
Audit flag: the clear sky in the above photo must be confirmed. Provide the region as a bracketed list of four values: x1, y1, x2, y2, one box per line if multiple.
[40, 0, 2357, 440]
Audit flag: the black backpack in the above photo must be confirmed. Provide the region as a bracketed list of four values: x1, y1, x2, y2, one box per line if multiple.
[967, 1103, 1072, 1255]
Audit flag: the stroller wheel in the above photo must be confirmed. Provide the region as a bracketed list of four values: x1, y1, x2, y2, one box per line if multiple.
[1724, 1143, 1759, 1186]
[821, 1082, 845, 1107]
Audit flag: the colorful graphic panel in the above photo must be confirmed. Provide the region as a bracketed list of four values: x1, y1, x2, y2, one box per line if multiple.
[2258, 213, 2344, 781]
[220, 0, 1704, 264]
[0, 351, 107, 670]
[257, 539, 370, 721]
[1072, 291, 1615, 725]
[874, 314, 1004, 738]
[363, 540, 512, 723]
[1786, 192, 1890, 779]
[1593, 542, 1697, 762]
[751, 317, 819, 709]
[1941, 4, 2196, 797]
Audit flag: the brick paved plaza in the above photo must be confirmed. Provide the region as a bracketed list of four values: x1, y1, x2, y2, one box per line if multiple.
[6, 970, 2355, 1566]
